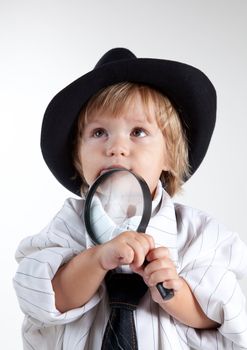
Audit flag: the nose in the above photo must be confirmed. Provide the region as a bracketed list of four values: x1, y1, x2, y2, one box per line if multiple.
[106, 136, 130, 157]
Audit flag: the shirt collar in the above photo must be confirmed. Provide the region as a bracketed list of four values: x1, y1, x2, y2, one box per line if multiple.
[146, 181, 178, 264]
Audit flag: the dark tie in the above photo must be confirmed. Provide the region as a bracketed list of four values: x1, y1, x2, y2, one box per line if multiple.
[101, 271, 148, 350]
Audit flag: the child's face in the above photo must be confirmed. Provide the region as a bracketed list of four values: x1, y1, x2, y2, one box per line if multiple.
[78, 93, 169, 196]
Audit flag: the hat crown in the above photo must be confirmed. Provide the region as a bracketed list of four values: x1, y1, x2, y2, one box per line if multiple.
[94, 47, 136, 69]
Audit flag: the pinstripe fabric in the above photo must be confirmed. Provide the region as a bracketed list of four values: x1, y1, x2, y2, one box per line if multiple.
[13, 183, 247, 349]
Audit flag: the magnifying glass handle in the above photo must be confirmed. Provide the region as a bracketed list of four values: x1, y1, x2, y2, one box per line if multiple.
[156, 282, 174, 300]
[143, 259, 174, 300]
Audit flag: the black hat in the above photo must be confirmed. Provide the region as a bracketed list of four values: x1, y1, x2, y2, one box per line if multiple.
[41, 47, 216, 195]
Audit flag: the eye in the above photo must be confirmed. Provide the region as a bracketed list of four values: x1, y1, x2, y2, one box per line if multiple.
[92, 128, 107, 138]
[131, 128, 147, 138]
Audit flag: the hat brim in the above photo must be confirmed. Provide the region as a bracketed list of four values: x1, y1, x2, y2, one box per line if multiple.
[41, 57, 216, 196]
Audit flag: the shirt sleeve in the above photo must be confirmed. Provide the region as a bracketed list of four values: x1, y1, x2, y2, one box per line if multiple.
[13, 198, 104, 326]
[176, 205, 247, 349]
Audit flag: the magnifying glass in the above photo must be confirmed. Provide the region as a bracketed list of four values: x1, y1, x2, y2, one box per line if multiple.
[84, 168, 174, 300]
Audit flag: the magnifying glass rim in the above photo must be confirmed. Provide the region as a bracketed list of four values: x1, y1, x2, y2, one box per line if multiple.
[84, 168, 152, 244]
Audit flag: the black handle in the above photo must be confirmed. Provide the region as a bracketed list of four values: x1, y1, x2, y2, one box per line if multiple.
[156, 282, 174, 300]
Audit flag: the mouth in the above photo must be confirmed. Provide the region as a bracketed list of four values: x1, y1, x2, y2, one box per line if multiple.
[99, 165, 129, 176]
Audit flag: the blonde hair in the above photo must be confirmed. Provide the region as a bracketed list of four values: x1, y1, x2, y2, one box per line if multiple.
[73, 82, 190, 196]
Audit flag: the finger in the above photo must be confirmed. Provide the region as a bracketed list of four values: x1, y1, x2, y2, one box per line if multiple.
[115, 243, 135, 265]
[146, 246, 170, 262]
[120, 232, 154, 266]
[105, 239, 134, 265]
[131, 265, 145, 277]
[146, 268, 177, 287]
[110, 231, 154, 268]
[119, 231, 154, 253]
[134, 233, 155, 256]
[141, 233, 155, 250]
[111, 232, 146, 267]
[127, 239, 148, 267]
[144, 257, 175, 276]
[162, 278, 183, 292]
[100, 241, 135, 270]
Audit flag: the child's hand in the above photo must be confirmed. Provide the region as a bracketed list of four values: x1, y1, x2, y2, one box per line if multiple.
[98, 231, 155, 271]
[134, 247, 183, 304]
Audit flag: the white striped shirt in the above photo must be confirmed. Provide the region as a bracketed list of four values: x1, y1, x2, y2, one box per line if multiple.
[13, 184, 247, 349]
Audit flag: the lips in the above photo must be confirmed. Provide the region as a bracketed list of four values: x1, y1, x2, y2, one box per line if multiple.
[99, 165, 129, 176]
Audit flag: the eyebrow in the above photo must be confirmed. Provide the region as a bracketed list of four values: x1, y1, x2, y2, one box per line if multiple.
[87, 114, 154, 125]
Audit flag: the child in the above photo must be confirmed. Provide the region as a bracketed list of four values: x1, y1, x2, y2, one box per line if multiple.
[14, 48, 247, 349]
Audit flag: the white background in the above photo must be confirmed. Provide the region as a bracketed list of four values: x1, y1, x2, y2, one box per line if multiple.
[1, 0, 247, 348]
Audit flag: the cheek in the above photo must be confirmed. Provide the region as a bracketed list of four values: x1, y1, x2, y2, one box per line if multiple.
[160, 143, 170, 171]
[162, 157, 169, 171]
[78, 152, 99, 186]
[77, 148, 90, 177]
